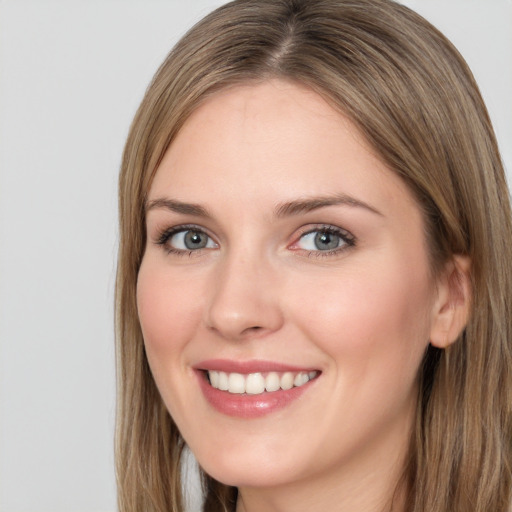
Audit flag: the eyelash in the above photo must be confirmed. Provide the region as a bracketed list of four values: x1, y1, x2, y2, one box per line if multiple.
[291, 225, 356, 258]
[154, 224, 356, 258]
[155, 224, 215, 256]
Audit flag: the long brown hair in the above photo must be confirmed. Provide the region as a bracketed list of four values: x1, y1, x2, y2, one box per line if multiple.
[115, 1, 512, 510]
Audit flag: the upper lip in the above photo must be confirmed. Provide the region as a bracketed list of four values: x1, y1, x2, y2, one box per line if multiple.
[194, 359, 318, 374]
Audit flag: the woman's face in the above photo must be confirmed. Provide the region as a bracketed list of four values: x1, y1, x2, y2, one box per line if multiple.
[137, 80, 440, 491]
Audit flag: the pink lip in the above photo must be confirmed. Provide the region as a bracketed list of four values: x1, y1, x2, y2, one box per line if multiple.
[194, 358, 315, 374]
[193, 359, 319, 419]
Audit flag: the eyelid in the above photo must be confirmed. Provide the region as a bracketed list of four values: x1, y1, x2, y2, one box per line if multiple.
[288, 224, 356, 254]
[154, 224, 219, 254]
[152, 222, 355, 258]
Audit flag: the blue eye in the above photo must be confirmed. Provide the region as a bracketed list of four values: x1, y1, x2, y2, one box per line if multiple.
[295, 227, 354, 252]
[158, 227, 217, 252]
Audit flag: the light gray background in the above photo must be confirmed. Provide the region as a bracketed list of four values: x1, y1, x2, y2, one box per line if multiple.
[0, 1, 510, 511]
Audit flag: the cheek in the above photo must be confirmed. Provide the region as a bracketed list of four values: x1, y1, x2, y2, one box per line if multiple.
[136, 258, 209, 425]
[283, 258, 434, 457]
[292, 256, 433, 380]
[136, 258, 203, 359]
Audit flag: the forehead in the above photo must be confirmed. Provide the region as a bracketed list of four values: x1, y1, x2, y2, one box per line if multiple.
[149, 80, 419, 220]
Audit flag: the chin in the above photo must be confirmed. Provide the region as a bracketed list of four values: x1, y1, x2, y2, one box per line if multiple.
[194, 443, 303, 488]
[202, 463, 294, 489]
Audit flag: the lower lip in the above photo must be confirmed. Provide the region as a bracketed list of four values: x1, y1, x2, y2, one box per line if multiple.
[196, 372, 316, 418]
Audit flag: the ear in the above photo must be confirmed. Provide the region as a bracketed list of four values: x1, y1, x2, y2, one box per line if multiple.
[429, 255, 472, 349]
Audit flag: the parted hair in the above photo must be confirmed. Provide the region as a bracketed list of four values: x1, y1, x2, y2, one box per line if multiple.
[115, 1, 512, 510]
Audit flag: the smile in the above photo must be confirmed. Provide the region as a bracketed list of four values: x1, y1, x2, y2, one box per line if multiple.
[207, 370, 319, 395]
[195, 360, 321, 418]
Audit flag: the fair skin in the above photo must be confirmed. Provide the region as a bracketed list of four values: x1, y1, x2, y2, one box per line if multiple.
[137, 80, 468, 512]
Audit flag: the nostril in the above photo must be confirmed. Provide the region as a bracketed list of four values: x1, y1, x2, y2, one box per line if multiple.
[246, 326, 262, 332]
[238, 325, 264, 338]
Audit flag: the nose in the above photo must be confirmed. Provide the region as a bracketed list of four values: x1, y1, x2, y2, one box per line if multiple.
[204, 251, 284, 341]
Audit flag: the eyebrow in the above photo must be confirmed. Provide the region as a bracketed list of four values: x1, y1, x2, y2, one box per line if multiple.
[145, 193, 383, 219]
[274, 194, 383, 218]
[145, 198, 211, 217]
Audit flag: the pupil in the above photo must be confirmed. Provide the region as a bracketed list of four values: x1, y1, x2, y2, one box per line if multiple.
[184, 231, 207, 249]
[314, 231, 339, 250]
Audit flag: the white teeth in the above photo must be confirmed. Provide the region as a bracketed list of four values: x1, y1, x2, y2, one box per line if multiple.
[228, 373, 245, 394]
[207, 370, 318, 395]
[246, 373, 266, 394]
[209, 370, 219, 388]
[280, 372, 294, 390]
[265, 372, 281, 392]
[294, 372, 309, 386]
[218, 371, 229, 391]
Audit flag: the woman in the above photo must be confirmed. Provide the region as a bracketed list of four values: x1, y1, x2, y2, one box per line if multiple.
[115, 0, 512, 511]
